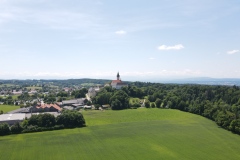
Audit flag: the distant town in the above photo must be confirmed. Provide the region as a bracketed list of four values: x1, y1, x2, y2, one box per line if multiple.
[0, 72, 128, 124]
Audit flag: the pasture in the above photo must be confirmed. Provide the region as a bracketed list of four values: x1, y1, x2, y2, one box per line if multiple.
[11, 95, 19, 100]
[0, 84, 16, 88]
[81, 83, 98, 87]
[0, 95, 19, 100]
[26, 86, 42, 90]
[0, 105, 20, 113]
[0, 109, 240, 160]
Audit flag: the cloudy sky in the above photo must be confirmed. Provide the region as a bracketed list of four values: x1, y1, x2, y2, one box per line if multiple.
[0, 0, 240, 80]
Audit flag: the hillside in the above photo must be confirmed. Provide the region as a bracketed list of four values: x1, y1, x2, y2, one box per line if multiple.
[0, 109, 240, 160]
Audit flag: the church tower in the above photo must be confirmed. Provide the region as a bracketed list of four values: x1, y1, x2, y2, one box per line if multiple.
[111, 72, 127, 89]
[117, 72, 120, 80]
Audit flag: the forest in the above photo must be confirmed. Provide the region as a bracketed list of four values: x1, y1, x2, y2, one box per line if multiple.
[92, 82, 240, 134]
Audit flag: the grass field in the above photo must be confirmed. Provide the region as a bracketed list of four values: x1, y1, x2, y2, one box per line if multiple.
[0, 105, 20, 113]
[81, 83, 99, 87]
[26, 86, 42, 90]
[0, 95, 19, 100]
[11, 95, 19, 100]
[0, 84, 16, 87]
[48, 85, 58, 88]
[1, 109, 240, 160]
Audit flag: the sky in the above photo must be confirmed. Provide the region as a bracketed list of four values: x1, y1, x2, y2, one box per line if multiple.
[0, 0, 240, 81]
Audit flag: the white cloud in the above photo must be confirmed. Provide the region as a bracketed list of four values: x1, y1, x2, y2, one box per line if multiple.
[149, 57, 155, 60]
[227, 50, 239, 55]
[115, 30, 127, 35]
[0, 1, 104, 31]
[158, 44, 184, 51]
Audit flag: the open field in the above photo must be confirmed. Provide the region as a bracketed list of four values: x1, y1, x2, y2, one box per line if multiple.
[1, 109, 240, 160]
[0, 105, 20, 113]
[26, 86, 42, 90]
[0, 84, 16, 87]
[81, 83, 100, 87]
[0, 95, 19, 100]
[11, 95, 19, 100]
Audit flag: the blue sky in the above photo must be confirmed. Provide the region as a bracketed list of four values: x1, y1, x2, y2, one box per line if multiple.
[0, 0, 240, 81]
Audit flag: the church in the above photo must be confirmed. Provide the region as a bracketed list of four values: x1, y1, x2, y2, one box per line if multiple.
[111, 72, 128, 89]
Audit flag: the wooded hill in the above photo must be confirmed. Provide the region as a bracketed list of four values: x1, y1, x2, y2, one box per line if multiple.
[93, 82, 240, 134]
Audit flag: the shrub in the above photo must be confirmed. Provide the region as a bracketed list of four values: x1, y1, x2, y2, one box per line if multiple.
[10, 122, 23, 134]
[22, 125, 41, 133]
[56, 110, 86, 128]
[0, 123, 10, 136]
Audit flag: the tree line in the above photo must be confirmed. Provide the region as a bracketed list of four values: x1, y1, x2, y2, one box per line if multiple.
[0, 110, 85, 136]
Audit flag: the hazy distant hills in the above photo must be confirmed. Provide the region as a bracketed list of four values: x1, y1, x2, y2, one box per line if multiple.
[1, 77, 240, 86]
[154, 77, 240, 86]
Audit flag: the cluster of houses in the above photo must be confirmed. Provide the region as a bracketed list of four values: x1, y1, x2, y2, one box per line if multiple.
[0, 72, 127, 125]
[0, 89, 38, 96]
[0, 100, 86, 125]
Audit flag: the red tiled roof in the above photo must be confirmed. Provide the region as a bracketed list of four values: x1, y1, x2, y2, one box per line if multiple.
[111, 80, 122, 83]
[36, 104, 62, 111]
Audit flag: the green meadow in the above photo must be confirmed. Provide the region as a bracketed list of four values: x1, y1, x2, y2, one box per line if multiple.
[11, 95, 19, 100]
[0, 84, 16, 87]
[26, 86, 42, 90]
[1, 109, 240, 160]
[0, 105, 20, 113]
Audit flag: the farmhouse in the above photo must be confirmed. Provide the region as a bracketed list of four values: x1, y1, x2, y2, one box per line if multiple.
[28, 90, 37, 94]
[0, 113, 26, 125]
[31, 103, 62, 112]
[0, 112, 61, 125]
[12, 90, 23, 95]
[7, 107, 31, 114]
[61, 98, 86, 107]
[87, 87, 100, 98]
[111, 72, 128, 89]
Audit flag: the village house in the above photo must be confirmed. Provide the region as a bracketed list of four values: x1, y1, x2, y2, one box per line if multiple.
[63, 87, 71, 92]
[31, 103, 62, 113]
[0, 90, 10, 95]
[61, 98, 86, 107]
[12, 90, 23, 95]
[0, 113, 26, 125]
[0, 112, 61, 125]
[7, 107, 32, 114]
[87, 87, 100, 98]
[28, 90, 37, 94]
